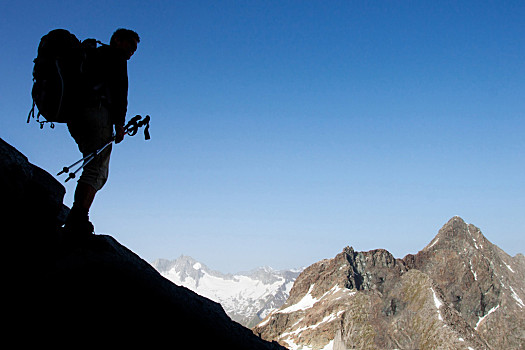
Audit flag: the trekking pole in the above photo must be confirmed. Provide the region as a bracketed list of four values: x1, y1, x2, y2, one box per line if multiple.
[57, 114, 151, 183]
[59, 140, 114, 182]
[57, 152, 98, 177]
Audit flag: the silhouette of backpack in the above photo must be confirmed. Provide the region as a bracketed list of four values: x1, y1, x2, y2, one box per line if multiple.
[27, 29, 102, 128]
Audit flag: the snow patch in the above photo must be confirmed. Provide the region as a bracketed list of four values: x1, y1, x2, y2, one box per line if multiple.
[428, 237, 439, 249]
[312, 310, 345, 329]
[280, 312, 342, 340]
[257, 309, 277, 328]
[279, 285, 320, 314]
[281, 334, 335, 350]
[503, 261, 515, 273]
[468, 226, 480, 249]
[277, 286, 350, 349]
[319, 340, 334, 350]
[278, 284, 351, 314]
[280, 337, 299, 350]
[431, 288, 443, 321]
[475, 305, 500, 330]
[510, 286, 524, 308]
[469, 259, 477, 281]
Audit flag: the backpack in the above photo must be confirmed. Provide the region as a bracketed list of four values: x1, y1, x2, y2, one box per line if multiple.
[27, 29, 102, 128]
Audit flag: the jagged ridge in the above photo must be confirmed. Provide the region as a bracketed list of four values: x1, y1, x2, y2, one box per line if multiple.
[254, 217, 525, 350]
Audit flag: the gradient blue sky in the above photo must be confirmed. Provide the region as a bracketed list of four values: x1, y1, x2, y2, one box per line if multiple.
[2, 1, 524, 272]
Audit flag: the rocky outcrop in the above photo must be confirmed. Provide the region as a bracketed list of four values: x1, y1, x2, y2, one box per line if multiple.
[254, 217, 524, 350]
[2, 138, 285, 349]
[404, 217, 525, 349]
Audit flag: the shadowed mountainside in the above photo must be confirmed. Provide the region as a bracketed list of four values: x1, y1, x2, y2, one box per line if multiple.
[2, 137, 285, 349]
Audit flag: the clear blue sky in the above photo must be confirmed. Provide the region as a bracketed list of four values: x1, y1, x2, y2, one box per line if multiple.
[2, 0, 524, 273]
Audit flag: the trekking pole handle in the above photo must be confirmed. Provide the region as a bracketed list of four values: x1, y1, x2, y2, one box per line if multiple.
[124, 115, 142, 136]
[123, 115, 151, 140]
[139, 115, 150, 140]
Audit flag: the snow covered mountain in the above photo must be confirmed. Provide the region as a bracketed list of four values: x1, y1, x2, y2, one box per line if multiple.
[152, 256, 302, 328]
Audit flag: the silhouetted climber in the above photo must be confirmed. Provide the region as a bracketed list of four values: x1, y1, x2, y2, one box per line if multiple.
[64, 28, 140, 237]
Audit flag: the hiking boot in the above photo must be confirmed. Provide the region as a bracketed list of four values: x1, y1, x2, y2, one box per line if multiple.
[63, 207, 95, 239]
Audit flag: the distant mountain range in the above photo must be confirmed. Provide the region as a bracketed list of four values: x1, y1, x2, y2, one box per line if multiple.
[254, 217, 525, 350]
[152, 255, 302, 328]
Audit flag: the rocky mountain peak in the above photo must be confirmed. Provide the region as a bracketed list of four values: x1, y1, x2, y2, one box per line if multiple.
[153, 255, 216, 285]
[403, 216, 524, 343]
[343, 247, 403, 292]
[255, 217, 524, 350]
[423, 216, 488, 253]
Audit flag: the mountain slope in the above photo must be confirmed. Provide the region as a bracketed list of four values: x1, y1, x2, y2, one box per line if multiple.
[153, 255, 301, 327]
[254, 217, 524, 350]
[404, 217, 525, 348]
[2, 137, 286, 349]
